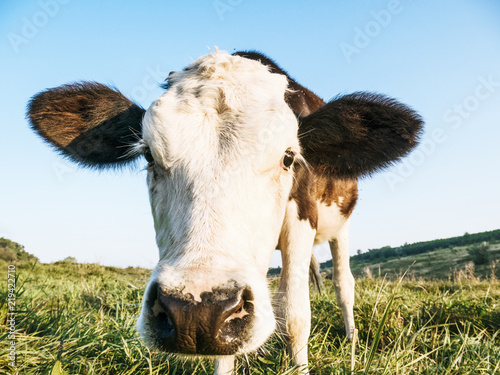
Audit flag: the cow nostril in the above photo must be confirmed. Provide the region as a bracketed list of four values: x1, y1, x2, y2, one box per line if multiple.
[156, 311, 175, 339]
[146, 282, 159, 309]
[218, 290, 253, 345]
[223, 297, 249, 323]
[148, 283, 176, 340]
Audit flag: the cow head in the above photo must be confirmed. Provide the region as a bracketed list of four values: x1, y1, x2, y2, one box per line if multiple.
[27, 50, 422, 356]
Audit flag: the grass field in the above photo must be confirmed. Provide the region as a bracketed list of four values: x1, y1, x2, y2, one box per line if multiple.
[1, 261, 499, 374]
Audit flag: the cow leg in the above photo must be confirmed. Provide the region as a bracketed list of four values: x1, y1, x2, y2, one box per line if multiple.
[214, 356, 234, 374]
[329, 220, 356, 340]
[275, 202, 316, 372]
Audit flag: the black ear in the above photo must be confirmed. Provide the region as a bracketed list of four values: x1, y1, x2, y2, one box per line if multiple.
[299, 92, 424, 179]
[27, 81, 145, 168]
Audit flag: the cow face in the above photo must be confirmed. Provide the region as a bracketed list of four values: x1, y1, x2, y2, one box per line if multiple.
[136, 52, 299, 355]
[27, 49, 423, 358]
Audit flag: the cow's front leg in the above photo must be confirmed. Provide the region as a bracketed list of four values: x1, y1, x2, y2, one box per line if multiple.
[329, 220, 356, 340]
[275, 202, 316, 372]
[214, 356, 234, 375]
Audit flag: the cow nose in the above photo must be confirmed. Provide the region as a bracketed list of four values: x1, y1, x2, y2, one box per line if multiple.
[149, 282, 254, 355]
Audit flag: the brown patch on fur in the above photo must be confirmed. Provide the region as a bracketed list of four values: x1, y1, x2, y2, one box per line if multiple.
[289, 163, 358, 223]
[285, 86, 325, 117]
[315, 175, 358, 217]
[216, 88, 230, 115]
[289, 162, 318, 229]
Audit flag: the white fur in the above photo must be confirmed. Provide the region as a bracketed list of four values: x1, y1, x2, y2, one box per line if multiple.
[315, 202, 355, 340]
[276, 200, 316, 370]
[314, 202, 347, 246]
[329, 221, 356, 340]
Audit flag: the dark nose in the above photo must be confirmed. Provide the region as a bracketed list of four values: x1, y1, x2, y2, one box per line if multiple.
[147, 282, 254, 355]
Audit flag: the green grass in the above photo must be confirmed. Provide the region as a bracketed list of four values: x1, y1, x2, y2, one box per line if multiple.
[1, 261, 499, 374]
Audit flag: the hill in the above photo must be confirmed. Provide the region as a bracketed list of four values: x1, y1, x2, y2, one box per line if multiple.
[322, 229, 500, 280]
[267, 229, 500, 279]
[348, 229, 500, 264]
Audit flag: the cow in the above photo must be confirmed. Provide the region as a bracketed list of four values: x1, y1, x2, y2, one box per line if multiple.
[27, 49, 423, 374]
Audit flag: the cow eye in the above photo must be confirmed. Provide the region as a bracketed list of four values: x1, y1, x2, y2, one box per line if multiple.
[144, 147, 154, 164]
[282, 149, 295, 170]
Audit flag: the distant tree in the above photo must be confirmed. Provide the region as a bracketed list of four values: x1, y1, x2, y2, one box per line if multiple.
[0, 247, 17, 262]
[0, 238, 38, 263]
[467, 242, 490, 265]
[356, 249, 362, 256]
[62, 256, 77, 263]
[462, 232, 470, 245]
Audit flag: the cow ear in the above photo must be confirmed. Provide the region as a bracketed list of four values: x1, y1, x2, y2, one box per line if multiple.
[299, 92, 424, 179]
[27, 81, 145, 168]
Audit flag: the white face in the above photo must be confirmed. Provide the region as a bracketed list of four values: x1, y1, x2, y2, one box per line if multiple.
[137, 51, 300, 355]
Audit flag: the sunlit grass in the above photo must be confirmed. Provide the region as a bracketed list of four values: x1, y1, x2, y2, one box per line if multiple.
[1, 261, 499, 374]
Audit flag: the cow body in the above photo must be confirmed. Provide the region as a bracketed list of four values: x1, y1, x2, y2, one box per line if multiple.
[28, 50, 423, 374]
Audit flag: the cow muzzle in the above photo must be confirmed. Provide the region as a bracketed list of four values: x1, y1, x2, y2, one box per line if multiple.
[145, 281, 255, 355]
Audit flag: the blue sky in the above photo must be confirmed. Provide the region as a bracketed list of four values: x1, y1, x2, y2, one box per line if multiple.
[1, 0, 499, 268]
